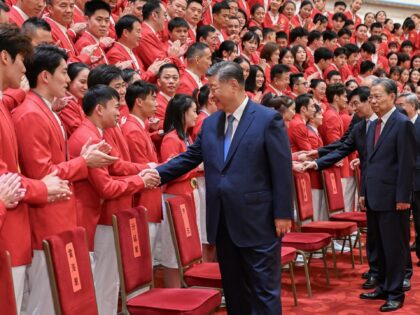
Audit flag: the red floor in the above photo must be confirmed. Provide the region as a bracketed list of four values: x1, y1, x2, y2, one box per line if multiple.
[155, 239, 420, 314]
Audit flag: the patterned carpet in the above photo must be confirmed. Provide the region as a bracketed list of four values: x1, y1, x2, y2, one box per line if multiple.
[155, 236, 420, 314]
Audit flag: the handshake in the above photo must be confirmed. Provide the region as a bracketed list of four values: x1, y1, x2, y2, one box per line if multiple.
[292, 150, 318, 173]
[139, 166, 161, 189]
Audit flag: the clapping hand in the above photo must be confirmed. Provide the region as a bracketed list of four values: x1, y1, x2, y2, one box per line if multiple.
[81, 138, 119, 168]
[0, 173, 25, 209]
[41, 170, 72, 203]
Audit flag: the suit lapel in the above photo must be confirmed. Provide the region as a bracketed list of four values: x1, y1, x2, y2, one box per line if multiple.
[369, 110, 397, 160]
[216, 111, 226, 170]
[222, 102, 255, 169]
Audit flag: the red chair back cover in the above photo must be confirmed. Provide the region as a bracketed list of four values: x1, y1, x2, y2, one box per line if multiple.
[0, 250, 17, 315]
[354, 163, 361, 193]
[166, 195, 202, 267]
[322, 167, 345, 213]
[114, 206, 152, 293]
[44, 227, 98, 315]
[293, 171, 314, 221]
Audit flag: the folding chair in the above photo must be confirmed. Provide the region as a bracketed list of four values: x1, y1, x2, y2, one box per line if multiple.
[322, 167, 367, 264]
[292, 171, 358, 276]
[165, 195, 222, 289]
[0, 250, 18, 315]
[43, 227, 98, 315]
[112, 206, 221, 315]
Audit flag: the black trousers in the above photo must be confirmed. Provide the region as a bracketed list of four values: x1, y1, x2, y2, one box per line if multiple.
[216, 213, 282, 315]
[367, 208, 410, 301]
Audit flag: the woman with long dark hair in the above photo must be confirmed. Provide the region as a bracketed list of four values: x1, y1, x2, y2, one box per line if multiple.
[160, 94, 201, 288]
[59, 62, 90, 136]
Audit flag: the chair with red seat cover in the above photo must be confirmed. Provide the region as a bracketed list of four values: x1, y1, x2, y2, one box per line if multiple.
[322, 167, 366, 264]
[0, 250, 18, 315]
[281, 246, 298, 306]
[165, 195, 222, 289]
[282, 171, 333, 297]
[112, 206, 221, 315]
[42, 227, 98, 315]
[292, 171, 358, 276]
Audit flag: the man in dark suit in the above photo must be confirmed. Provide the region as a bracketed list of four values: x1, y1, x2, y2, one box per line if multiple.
[358, 78, 416, 312]
[155, 61, 294, 314]
[400, 93, 420, 267]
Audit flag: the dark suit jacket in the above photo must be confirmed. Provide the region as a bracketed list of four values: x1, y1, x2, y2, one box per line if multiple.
[361, 109, 416, 211]
[316, 119, 368, 172]
[414, 116, 420, 191]
[318, 115, 362, 156]
[156, 100, 293, 247]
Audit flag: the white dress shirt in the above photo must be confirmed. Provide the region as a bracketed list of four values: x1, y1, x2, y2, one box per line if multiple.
[378, 106, 396, 133]
[224, 96, 248, 139]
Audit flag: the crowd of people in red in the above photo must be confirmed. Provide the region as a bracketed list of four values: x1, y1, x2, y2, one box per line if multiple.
[0, 0, 420, 314]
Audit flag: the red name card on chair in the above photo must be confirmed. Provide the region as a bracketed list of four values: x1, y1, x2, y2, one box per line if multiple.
[65, 242, 82, 293]
[129, 218, 141, 258]
[180, 203, 192, 238]
[329, 173, 338, 194]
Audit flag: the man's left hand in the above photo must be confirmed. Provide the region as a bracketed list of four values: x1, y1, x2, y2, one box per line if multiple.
[396, 203, 411, 211]
[275, 218, 292, 237]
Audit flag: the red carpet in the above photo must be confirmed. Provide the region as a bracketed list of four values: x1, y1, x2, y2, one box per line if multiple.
[155, 238, 420, 314]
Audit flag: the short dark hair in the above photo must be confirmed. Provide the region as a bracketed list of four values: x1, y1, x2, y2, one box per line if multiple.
[332, 12, 346, 21]
[359, 60, 375, 75]
[213, 40, 237, 61]
[313, 13, 328, 25]
[308, 30, 322, 46]
[343, 43, 360, 57]
[83, 84, 120, 116]
[326, 70, 340, 81]
[261, 94, 294, 114]
[295, 93, 313, 114]
[187, 0, 202, 8]
[196, 25, 216, 42]
[212, 0, 230, 15]
[323, 30, 338, 42]
[0, 23, 32, 62]
[88, 65, 122, 88]
[314, 47, 333, 64]
[348, 86, 370, 102]
[142, 0, 161, 20]
[289, 72, 304, 90]
[163, 93, 196, 139]
[185, 42, 209, 60]
[334, 1, 346, 8]
[361, 41, 376, 54]
[338, 28, 352, 38]
[68, 62, 89, 82]
[260, 42, 279, 62]
[276, 31, 288, 41]
[334, 46, 347, 57]
[125, 80, 158, 110]
[241, 31, 260, 49]
[262, 27, 275, 39]
[270, 64, 290, 81]
[355, 23, 368, 32]
[84, 0, 111, 17]
[115, 14, 140, 38]
[290, 27, 308, 43]
[168, 17, 189, 32]
[25, 44, 67, 88]
[157, 63, 180, 77]
[326, 83, 346, 103]
[370, 22, 382, 31]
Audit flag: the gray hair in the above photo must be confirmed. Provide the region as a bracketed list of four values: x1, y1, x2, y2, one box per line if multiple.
[405, 93, 420, 110]
[371, 78, 397, 97]
[207, 61, 245, 87]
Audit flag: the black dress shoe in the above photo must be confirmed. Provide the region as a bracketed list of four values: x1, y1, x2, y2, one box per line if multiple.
[360, 291, 387, 300]
[403, 279, 411, 291]
[380, 300, 403, 312]
[361, 271, 370, 279]
[363, 276, 378, 289]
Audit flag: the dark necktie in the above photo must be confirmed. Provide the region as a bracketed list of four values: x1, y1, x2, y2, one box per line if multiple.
[224, 115, 235, 161]
[374, 118, 382, 147]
